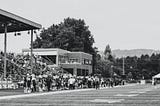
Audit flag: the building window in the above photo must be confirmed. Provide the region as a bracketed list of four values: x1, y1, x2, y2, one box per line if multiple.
[59, 55, 69, 64]
[69, 58, 79, 64]
[83, 59, 91, 65]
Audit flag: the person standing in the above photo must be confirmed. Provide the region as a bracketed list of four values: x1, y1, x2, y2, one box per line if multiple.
[88, 76, 92, 88]
[95, 76, 100, 90]
[68, 76, 75, 90]
[38, 75, 43, 92]
[110, 78, 113, 88]
[46, 75, 52, 91]
[23, 76, 27, 93]
[31, 74, 36, 92]
[26, 73, 31, 93]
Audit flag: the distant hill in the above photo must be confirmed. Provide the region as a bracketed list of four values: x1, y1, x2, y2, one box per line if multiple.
[98, 49, 160, 58]
[112, 49, 160, 58]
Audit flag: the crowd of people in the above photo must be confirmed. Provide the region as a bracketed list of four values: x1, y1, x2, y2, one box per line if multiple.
[0, 51, 50, 81]
[22, 71, 125, 93]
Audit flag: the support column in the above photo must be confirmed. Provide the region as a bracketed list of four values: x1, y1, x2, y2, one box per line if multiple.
[73, 67, 77, 76]
[30, 30, 33, 74]
[56, 55, 59, 66]
[4, 23, 7, 78]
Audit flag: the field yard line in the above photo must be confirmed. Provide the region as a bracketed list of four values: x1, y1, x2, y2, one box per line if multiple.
[90, 99, 124, 103]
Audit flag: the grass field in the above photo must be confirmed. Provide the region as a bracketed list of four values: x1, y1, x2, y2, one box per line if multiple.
[0, 84, 160, 106]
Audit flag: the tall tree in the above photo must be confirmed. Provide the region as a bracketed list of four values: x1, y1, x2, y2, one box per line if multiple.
[103, 44, 115, 62]
[93, 44, 116, 77]
[33, 17, 95, 54]
[104, 44, 111, 56]
[104, 44, 111, 60]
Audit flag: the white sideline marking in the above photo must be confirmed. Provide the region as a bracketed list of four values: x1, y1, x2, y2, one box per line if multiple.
[129, 91, 146, 94]
[0, 89, 94, 100]
[115, 94, 139, 97]
[90, 99, 124, 103]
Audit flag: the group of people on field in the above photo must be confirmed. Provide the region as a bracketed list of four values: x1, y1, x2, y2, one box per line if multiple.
[23, 72, 125, 93]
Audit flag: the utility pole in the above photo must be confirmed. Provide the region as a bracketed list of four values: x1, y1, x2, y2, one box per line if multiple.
[122, 57, 125, 75]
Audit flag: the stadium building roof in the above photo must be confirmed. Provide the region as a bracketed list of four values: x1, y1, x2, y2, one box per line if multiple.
[0, 9, 42, 33]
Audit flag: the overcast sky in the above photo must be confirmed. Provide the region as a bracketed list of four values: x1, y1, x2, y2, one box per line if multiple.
[0, 0, 160, 53]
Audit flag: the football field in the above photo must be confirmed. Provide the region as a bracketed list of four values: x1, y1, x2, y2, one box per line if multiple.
[0, 84, 160, 106]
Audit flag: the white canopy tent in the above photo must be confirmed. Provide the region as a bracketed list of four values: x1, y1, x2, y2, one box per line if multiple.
[153, 73, 160, 79]
[152, 73, 160, 85]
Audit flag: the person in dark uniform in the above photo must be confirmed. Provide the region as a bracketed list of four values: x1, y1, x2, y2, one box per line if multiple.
[31, 74, 36, 92]
[46, 75, 52, 91]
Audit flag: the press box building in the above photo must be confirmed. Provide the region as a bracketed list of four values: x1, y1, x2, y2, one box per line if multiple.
[22, 48, 92, 76]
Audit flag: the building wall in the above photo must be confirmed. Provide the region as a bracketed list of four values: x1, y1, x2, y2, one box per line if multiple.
[61, 64, 92, 76]
[60, 52, 92, 76]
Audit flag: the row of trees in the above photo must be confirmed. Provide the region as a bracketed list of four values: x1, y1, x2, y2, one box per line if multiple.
[115, 54, 160, 80]
[95, 44, 160, 80]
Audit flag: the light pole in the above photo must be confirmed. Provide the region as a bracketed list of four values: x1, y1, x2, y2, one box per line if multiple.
[122, 57, 125, 75]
